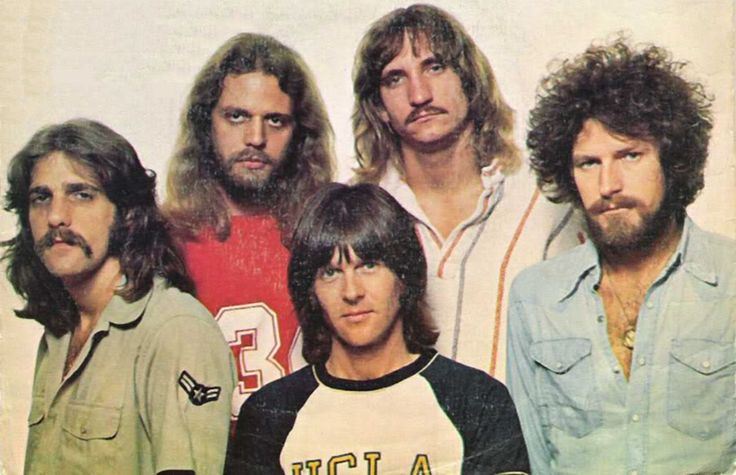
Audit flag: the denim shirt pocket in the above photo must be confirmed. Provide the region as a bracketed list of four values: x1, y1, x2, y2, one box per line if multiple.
[531, 338, 602, 438]
[668, 339, 735, 440]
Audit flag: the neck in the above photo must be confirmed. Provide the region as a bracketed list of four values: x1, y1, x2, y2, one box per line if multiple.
[64, 257, 123, 324]
[325, 326, 416, 381]
[400, 126, 480, 193]
[601, 219, 682, 284]
[222, 189, 272, 217]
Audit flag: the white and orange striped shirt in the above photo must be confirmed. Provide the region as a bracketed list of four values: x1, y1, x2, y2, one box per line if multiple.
[377, 161, 583, 382]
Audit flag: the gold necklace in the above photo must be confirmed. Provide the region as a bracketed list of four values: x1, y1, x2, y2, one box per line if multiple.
[603, 269, 639, 351]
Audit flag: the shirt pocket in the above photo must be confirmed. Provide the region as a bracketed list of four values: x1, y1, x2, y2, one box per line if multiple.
[667, 339, 735, 440]
[530, 338, 602, 438]
[62, 402, 122, 440]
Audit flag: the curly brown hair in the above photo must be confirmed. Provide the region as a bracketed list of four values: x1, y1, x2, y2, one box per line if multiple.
[352, 4, 519, 182]
[165, 33, 334, 243]
[527, 36, 713, 220]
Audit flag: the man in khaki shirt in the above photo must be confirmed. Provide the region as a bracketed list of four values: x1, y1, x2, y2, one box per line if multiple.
[2, 119, 235, 474]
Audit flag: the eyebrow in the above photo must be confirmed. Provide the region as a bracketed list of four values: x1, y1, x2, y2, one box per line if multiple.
[28, 182, 102, 195]
[381, 53, 442, 79]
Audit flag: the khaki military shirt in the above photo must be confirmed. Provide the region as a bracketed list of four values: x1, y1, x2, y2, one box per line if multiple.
[25, 278, 236, 474]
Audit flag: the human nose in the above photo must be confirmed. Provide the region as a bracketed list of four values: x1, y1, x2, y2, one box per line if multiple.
[244, 118, 266, 149]
[599, 160, 623, 198]
[47, 198, 71, 228]
[408, 73, 432, 107]
[341, 270, 365, 304]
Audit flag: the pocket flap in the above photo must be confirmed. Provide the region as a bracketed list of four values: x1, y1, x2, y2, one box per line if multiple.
[62, 403, 121, 440]
[670, 339, 735, 375]
[530, 338, 592, 373]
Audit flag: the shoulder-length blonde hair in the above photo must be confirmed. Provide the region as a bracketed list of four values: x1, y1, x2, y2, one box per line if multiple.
[352, 4, 519, 183]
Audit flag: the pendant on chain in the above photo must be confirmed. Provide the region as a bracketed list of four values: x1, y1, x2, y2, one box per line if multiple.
[622, 327, 636, 350]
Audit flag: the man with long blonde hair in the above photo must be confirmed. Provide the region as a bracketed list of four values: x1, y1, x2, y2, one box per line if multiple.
[352, 4, 579, 380]
[165, 33, 334, 420]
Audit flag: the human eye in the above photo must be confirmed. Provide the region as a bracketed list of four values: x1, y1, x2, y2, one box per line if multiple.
[622, 151, 642, 161]
[73, 190, 96, 201]
[426, 61, 445, 74]
[225, 110, 248, 124]
[574, 158, 598, 170]
[380, 73, 404, 88]
[29, 191, 50, 206]
[267, 115, 291, 129]
[318, 266, 340, 281]
[359, 260, 381, 273]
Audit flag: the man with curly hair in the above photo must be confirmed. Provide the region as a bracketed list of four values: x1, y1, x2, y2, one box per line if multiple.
[164, 33, 335, 420]
[507, 37, 736, 473]
[352, 4, 581, 381]
[3, 119, 235, 474]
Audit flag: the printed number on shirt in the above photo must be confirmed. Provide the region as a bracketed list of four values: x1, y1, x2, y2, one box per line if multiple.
[216, 303, 288, 418]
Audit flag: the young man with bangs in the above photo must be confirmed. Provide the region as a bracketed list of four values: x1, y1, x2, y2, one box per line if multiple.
[507, 38, 736, 474]
[352, 4, 581, 380]
[225, 184, 529, 474]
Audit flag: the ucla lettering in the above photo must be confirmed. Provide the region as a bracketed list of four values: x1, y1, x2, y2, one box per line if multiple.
[290, 451, 436, 474]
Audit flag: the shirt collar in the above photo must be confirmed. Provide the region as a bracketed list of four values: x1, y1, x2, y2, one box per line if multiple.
[378, 159, 505, 223]
[102, 277, 158, 326]
[678, 217, 718, 286]
[558, 216, 716, 302]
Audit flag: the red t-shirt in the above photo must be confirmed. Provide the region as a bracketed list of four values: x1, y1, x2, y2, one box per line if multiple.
[182, 214, 305, 419]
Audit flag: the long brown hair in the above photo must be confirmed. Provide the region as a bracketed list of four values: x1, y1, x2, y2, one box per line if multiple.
[165, 33, 335, 243]
[3, 119, 193, 336]
[352, 4, 519, 183]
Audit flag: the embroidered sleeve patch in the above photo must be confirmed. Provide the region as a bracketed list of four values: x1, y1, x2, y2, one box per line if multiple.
[178, 370, 221, 406]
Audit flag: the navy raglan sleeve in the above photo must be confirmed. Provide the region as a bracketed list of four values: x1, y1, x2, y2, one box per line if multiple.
[422, 356, 530, 474]
[225, 367, 319, 475]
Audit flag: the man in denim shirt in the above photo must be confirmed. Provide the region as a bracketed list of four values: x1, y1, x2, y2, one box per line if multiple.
[507, 37, 736, 474]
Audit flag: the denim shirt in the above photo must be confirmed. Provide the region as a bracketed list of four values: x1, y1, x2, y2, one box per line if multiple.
[507, 218, 736, 475]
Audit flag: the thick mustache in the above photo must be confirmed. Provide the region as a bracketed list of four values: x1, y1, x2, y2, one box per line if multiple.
[588, 196, 642, 215]
[227, 149, 274, 166]
[34, 228, 93, 258]
[405, 105, 447, 125]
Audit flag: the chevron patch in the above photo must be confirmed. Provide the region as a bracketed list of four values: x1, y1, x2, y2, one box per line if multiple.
[178, 370, 221, 406]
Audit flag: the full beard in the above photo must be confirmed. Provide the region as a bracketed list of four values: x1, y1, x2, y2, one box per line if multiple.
[584, 195, 677, 256]
[214, 149, 283, 208]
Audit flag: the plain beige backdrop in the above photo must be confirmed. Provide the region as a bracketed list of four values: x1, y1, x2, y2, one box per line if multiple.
[1, 1, 734, 473]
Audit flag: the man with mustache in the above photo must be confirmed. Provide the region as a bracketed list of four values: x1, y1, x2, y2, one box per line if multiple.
[352, 4, 581, 380]
[164, 33, 334, 420]
[2, 119, 235, 474]
[507, 38, 736, 473]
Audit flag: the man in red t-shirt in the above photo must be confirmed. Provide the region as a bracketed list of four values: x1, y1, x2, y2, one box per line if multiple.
[164, 33, 335, 419]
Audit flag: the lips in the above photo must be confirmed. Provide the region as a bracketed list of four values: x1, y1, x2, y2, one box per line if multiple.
[341, 310, 373, 322]
[405, 106, 447, 125]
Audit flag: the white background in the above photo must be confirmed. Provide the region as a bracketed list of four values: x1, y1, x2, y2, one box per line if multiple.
[1, 1, 734, 473]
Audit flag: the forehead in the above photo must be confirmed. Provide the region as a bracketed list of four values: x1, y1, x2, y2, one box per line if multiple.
[30, 151, 100, 187]
[217, 72, 292, 113]
[573, 119, 658, 154]
[381, 33, 435, 74]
